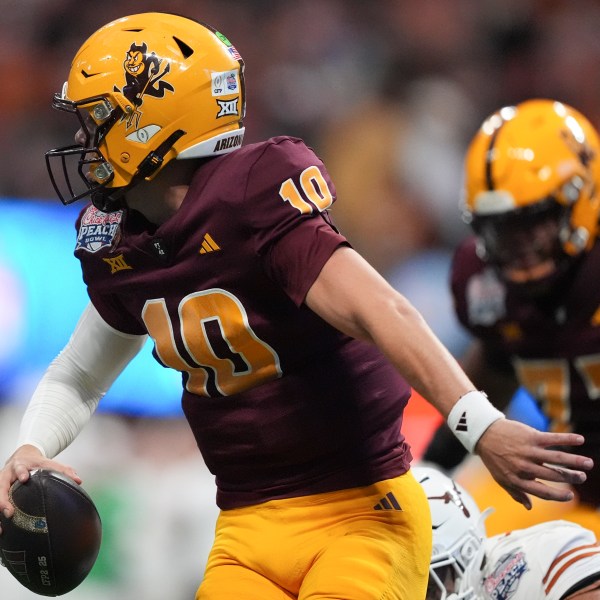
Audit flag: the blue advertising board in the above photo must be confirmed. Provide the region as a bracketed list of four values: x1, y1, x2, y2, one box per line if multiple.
[0, 198, 182, 416]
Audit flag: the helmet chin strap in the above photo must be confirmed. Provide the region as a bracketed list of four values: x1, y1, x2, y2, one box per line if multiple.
[90, 129, 186, 213]
[135, 129, 186, 180]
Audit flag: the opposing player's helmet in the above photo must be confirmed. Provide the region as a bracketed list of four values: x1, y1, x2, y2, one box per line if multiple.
[46, 12, 246, 212]
[413, 467, 487, 600]
[462, 99, 600, 287]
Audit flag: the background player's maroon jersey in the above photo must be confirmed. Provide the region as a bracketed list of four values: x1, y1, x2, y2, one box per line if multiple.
[74, 137, 412, 509]
[451, 236, 600, 506]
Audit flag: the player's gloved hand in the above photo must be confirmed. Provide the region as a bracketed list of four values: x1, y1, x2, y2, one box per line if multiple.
[475, 419, 593, 509]
[0, 445, 81, 534]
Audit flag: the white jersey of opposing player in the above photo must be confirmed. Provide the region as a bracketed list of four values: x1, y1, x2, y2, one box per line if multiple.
[474, 520, 600, 600]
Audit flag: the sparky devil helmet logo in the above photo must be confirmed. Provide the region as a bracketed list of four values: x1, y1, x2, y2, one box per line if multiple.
[114, 42, 175, 130]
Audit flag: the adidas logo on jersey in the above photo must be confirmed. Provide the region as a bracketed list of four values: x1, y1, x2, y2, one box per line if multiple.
[373, 492, 402, 511]
[199, 233, 221, 254]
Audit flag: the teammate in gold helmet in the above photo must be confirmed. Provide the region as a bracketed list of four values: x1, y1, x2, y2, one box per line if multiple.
[423, 99, 600, 540]
[463, 99, 600, 292]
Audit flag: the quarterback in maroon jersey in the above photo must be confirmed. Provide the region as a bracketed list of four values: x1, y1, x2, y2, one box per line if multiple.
[76, 136, 416, 510]
[424, 98, 600, 537]
[0, 14, 593, 600]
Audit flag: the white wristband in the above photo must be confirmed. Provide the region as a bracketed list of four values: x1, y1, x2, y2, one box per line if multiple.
[446, 390, 505, 453]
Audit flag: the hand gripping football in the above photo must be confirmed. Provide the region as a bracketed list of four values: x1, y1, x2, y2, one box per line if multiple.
[0, 469, 102, 596]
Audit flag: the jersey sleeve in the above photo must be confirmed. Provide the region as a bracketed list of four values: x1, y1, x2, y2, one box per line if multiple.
[87, 289, 147, 335]
[243, 137, 349, 305]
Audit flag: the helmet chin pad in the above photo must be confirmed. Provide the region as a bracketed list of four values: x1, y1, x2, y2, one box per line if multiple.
[91, 186, 127, 213]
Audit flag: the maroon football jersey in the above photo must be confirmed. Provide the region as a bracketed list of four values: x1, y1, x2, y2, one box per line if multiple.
[74, 136, 412, 509]
[452, 236, 600, 506]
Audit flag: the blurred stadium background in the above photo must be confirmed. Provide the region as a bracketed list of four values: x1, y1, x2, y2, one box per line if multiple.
[1, 0, 599, 597]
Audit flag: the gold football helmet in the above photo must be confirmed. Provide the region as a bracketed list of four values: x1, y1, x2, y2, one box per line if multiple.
[462, 99, 600, 287]
[46, 13, 246, 211]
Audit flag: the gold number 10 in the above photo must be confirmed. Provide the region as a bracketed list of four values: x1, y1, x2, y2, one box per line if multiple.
[279, 165, 333, 213]
[142, 290, 282, 397]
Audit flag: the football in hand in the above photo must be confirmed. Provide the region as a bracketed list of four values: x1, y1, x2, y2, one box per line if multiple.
[0, 469, 102, 596]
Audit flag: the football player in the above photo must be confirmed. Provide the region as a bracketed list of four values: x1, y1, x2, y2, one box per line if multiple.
[422, 99, 600, 537]
[0, 14, 593, 599]
[415, 466, 600, 600]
